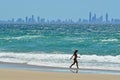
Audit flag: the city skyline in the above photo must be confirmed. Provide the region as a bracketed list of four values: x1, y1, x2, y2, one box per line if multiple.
[1, 12, 120, 24]
[0, 0, 120, 20]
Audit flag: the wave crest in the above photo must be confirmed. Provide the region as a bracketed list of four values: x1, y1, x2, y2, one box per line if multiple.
[0, 35, 43, 40]
[0, 52, 120, 70]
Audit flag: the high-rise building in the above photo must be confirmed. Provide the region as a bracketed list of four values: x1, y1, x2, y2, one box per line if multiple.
[11, 18, 14, 23]
[77, 18, 81, 23]
[31, 15, 35, 23]
[89, 12, 92, 22]
[97, 16, 103, 23]
[40, 18, 45, 23]
[92, 13, 96, 22]
[25, 16, 28, 23]
[37, 16, 40, 23]
[106, 13, 109, 22]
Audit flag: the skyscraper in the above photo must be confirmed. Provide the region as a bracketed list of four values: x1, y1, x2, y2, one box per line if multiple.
[89, 12, 92, 22]
[37, 16, 40, 23]
[31, 15, 35, 23]
[106, 13, 109, 22]
[25, 16, 28, 23]
[92, 13, 96, 22]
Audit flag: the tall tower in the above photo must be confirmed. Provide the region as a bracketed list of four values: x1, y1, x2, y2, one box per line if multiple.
[92, 13, 96, 22]
[32, 15, 35, 23]
[37, 16, 40, 23]
[25, 16, 28, 23]
[106, 13, 109, 22]
[89, 12, 92, 22]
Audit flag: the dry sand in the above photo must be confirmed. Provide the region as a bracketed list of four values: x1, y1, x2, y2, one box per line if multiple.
[0, 68, 120, 80]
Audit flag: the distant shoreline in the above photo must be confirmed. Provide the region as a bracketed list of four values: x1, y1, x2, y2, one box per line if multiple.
[1, 23, 120, 25]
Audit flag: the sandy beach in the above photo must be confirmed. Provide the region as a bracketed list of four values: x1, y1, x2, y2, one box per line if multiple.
[0, 68, 120, 80]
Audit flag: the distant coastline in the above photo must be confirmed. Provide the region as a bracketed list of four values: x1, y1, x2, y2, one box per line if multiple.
[1, 12, 120, 24]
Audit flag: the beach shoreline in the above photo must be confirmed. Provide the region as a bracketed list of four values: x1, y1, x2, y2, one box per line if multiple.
[0, 62, 120, 75]
[0, 61, 120, 80]
[0, 68, 120, 80]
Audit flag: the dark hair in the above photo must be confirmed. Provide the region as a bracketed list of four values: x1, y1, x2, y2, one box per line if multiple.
[74, 50, 78, 53]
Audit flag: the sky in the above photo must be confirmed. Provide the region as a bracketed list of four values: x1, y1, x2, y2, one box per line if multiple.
[0, 0, 120, 21]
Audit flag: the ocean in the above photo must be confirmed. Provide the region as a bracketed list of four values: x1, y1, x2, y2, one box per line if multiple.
[0, 24, 120, 70]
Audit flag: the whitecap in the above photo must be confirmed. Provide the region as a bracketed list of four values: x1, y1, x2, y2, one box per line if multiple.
[0, 35, 43, 40]
[101, 39, 118, 42]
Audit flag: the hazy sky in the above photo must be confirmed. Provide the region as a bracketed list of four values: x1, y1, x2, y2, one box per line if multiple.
[0, 0, 120, 20]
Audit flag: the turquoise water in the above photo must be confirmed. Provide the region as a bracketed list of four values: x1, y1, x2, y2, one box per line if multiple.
[0, 24, 120, 55]
[0, 24, 120, 70]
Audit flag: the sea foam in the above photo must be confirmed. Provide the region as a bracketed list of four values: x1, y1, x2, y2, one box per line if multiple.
[0, 52, 120, 70]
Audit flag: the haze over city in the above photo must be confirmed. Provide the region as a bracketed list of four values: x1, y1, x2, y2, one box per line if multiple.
[0, 0, 120, 21]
